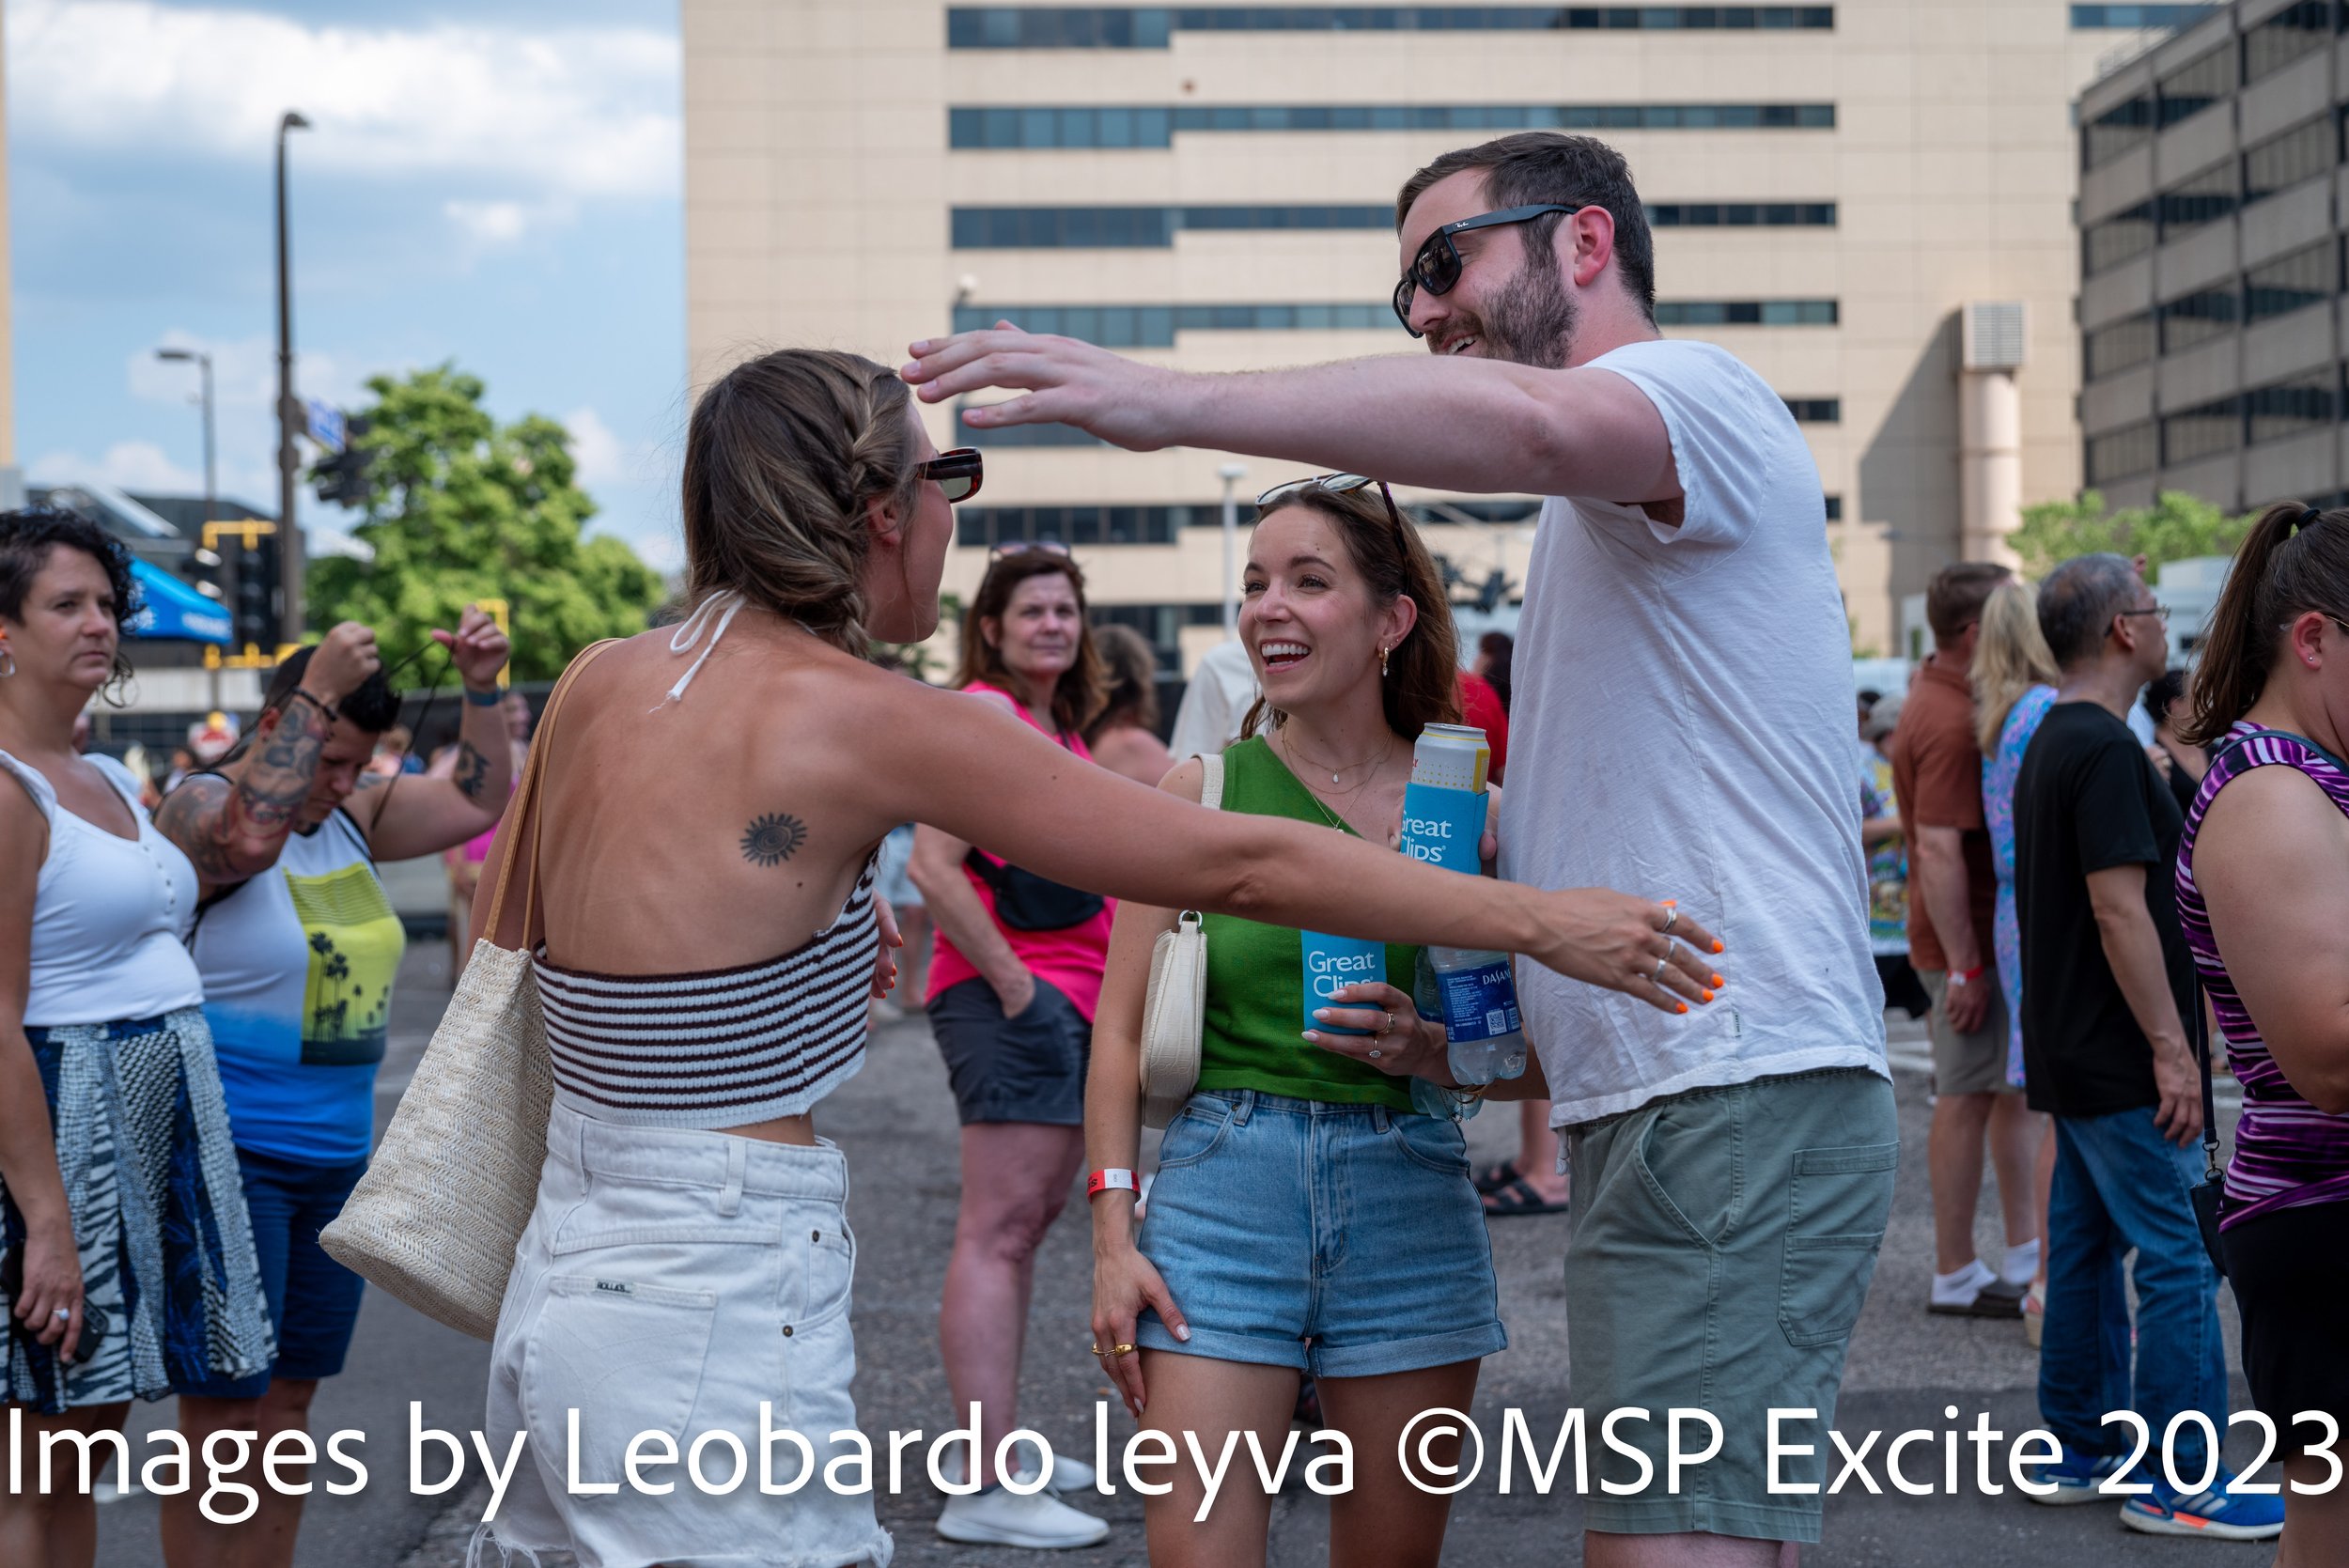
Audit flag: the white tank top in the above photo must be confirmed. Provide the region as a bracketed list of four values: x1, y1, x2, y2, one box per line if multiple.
[0, 749, 204, 1028]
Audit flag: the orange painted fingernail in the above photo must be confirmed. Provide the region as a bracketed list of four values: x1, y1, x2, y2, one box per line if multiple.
[1662, 898, 1676, 907]
[1702, 990, 1715, 1003]
[1711, 974, 1725, 988]
[1711, 939, 1725, 954]
[1676, 1002, 1689, 1015]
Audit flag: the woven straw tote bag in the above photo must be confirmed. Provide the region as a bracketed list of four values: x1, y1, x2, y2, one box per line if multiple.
[319, 639, 621, 1340]
[1138, 752, 1221, 1128]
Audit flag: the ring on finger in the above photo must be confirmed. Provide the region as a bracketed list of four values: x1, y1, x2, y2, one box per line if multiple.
[1651, 951, 1672, 985]
[52, 1307, 71, 1321]
[1661, 905, 1680, 935]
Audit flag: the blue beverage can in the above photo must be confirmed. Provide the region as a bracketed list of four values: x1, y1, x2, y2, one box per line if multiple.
[1302, 932, 1385, 1033]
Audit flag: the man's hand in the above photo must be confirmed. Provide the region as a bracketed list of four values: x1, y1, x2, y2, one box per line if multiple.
[301, 622, 381, 706]
[434, 605, 512, 691]
[2149, 1033, 2205, 1145]
[902, 325, 1183, 450]
[1943, 972, 1991, 1034]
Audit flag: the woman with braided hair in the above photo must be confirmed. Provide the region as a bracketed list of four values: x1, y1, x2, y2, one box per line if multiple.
[471, 348, 1726, 1566]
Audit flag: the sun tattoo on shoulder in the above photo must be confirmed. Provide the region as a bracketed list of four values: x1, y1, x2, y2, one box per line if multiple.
[740, 813, 809, 868]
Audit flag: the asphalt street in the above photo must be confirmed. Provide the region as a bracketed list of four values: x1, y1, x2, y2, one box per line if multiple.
[81, 942, 2270, 1568]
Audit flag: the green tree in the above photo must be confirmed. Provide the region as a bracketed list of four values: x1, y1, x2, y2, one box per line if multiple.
[306, 365, 666, 682]
[2011, 489, 2258, 581]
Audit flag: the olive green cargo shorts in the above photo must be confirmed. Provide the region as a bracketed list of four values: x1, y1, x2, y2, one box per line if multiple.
[1564, 1067, 1898, 1545]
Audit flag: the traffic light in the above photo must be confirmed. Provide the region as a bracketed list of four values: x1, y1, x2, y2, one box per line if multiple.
[309, 412, 375, 509]
[204, 520, 282, 653]
[176, 543, 226, 605]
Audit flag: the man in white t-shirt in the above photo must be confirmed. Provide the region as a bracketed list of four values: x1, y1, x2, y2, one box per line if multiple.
[906, 132, 1893, 1562]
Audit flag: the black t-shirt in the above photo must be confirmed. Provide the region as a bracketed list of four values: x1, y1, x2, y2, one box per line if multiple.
[2014, 701, 2192, 1117]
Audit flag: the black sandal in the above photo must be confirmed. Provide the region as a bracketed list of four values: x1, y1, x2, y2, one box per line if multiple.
[1472, 1158, 1523, 1196]
[1482, 1177, 1570, 1218]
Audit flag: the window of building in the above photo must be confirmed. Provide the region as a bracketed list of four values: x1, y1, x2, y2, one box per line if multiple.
[2084, 94, 2155, 166]
[2162, 395, 2243, 464]
[2243, 116, 2334, 205]
[2159, 287, 2240, 352]
[1655, 299, 1838, 325]
[2156, 45, 2232, 128]
[2071, 4, 2217, 23]
[1782, 397, 1841, 422]
[2084, 200, 2157, 273]
[2088, 421, 2159, 483]
[2086, 313, 2156, 379]
[945, 8, 1835, 46]
[2246, 239, 2337, 320]
[2244, 0, 2336, 83]
[1824, 494, 1843, 521]
[2157, 159, 2237, 233]
[952, 303, 1398, 344]
[949, 101, 1834, 147]
[952, 205, 1396, 247]
[957, 411, 1108, 448]
[2247, 370, 2339, 443]
[1646, 202, 1837, 225]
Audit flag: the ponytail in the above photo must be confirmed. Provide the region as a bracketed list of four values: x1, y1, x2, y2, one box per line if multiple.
[2175, 502, 2349, 746]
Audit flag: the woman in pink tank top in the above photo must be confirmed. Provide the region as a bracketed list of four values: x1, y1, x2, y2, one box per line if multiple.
[909, 547, 1117, 1545]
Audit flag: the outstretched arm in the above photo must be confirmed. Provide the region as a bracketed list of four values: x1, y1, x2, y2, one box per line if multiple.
[900, 326, 1678, 504]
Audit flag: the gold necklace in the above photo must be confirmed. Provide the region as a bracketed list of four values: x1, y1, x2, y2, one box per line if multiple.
[1274, 732, 1386, 834]
[1278, 726, 1387, 786]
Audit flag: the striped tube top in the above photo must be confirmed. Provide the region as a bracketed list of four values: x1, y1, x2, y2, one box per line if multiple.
[532, 855, 880, 1129]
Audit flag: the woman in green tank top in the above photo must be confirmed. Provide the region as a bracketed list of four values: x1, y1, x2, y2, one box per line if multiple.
[1084, 476, 1552, 1566]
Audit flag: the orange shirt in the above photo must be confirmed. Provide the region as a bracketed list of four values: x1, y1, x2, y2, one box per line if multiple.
[1888, 654, 1997, 973]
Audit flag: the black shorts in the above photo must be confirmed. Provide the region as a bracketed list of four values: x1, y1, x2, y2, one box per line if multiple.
[2220, 1197, 2349, 1448]
[929, 976, 1091, 1126]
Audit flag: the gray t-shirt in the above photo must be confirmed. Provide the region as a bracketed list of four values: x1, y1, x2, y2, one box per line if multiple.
[1498, 338, 1886, 1126]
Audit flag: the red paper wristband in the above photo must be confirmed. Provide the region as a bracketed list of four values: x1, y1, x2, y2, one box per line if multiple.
[1087, 1168, 1138, 1197]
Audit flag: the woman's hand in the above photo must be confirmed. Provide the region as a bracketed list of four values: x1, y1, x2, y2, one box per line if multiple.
[1538, 893, 1723, 1015]
[990, 964, 1037, 1020]
[1091, 1235, 1186, 1419]
[870, 896, 904, 1001]
[15, 1219, 85, 1360]
[1305, 982, 1450, 1081]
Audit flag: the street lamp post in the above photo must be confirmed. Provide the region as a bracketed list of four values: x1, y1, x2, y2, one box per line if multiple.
[1218, 462, 1248, 635]
[275, 110, 311, 644]
[154, 348, 216, 526]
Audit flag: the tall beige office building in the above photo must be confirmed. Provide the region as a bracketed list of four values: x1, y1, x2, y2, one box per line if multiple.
[684, 2, 2185, 675]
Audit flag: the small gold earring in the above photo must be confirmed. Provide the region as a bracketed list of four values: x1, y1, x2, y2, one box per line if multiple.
[1379, 644, 1391, 677]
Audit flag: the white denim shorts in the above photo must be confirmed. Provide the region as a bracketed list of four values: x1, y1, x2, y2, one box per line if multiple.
[480, 1102, 893, 1568]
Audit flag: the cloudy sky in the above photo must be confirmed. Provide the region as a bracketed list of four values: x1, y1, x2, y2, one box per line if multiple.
[9, 0, 690, 568]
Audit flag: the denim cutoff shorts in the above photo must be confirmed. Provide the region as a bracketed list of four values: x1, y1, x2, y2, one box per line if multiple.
[1134, 1090, 1507, 1378]
[482, 1103, 893, 1568]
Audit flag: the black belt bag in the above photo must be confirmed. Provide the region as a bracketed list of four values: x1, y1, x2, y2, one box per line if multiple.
[963, 848, 1105, 933]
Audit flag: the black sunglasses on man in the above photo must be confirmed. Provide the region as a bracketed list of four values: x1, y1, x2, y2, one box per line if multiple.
[1392, 203, 1585, 337]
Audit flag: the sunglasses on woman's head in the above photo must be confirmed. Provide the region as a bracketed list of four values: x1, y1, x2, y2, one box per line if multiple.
[918, 448, 984, 503]
[1256, 474, 1410, 548]
[987, 538, 1072, 562]
[1392, 203, 1584, 337]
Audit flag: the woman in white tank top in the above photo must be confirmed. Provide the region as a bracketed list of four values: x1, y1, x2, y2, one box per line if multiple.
[0, 508, 273, 1568]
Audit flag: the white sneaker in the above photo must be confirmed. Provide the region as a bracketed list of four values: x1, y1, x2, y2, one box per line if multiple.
[941, 1447, 1097, 1495]
[936, 1484, 1111, 1548]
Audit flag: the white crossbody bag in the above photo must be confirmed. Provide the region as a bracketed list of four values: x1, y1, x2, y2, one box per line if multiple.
[1137, 752, 1222, 1128]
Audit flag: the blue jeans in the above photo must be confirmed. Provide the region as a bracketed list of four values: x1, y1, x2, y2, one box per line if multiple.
[2039, 1107, 2228, 1468]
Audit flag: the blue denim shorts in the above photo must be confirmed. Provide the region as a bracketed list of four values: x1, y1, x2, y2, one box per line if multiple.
[1134, 1090, 1507, 1378]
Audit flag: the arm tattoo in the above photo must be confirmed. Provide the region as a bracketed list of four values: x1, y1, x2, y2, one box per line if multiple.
[740, 813, 808, 868]
[155, 696, 332, 885]
[452, 740, 490, 802]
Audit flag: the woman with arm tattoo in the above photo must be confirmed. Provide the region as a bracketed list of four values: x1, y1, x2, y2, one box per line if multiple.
[465, 349, 1722, 1568]
[150, 607, 514, 1568]
[0, 508, 273, 1568]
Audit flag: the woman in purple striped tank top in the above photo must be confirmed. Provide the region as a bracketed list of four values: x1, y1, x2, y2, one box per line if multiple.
[2172, 499, 2349, 1559]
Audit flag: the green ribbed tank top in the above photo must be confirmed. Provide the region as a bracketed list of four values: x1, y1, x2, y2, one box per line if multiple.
[1195, 737, 1418, 1110]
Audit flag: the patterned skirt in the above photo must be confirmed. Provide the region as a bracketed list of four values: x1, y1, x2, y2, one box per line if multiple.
[0, 1007, 274, 1413]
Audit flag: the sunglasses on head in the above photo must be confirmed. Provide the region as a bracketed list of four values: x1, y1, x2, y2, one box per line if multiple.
[1255, 473, 1410, 548]
[918, 447, 984, 503]
[1392, 203, 1584, 337]
[986, 538, 1072, 563]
